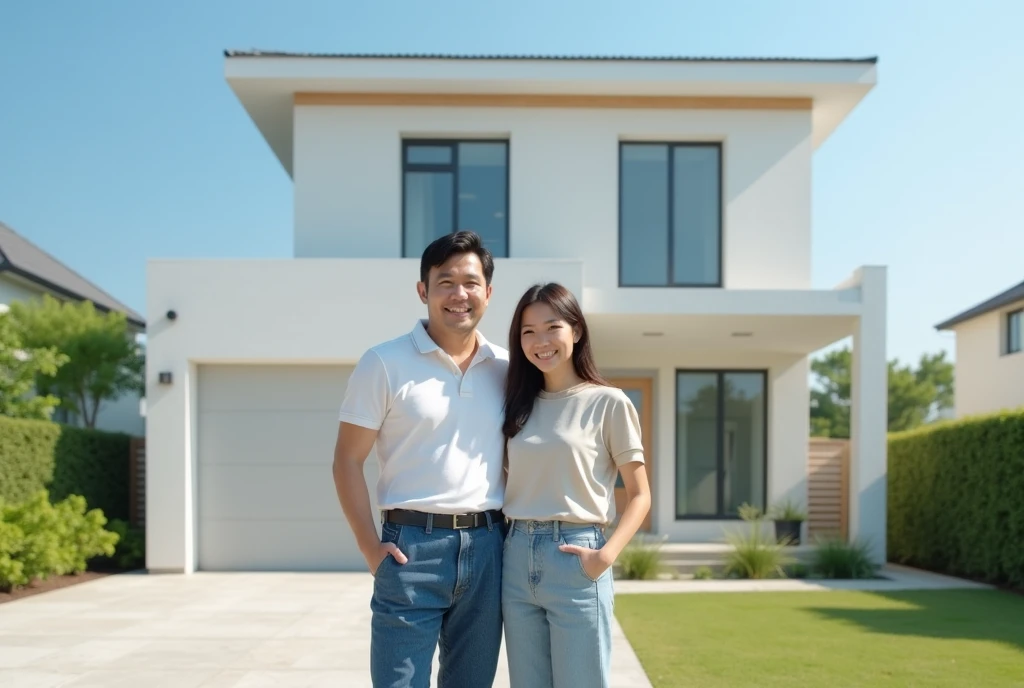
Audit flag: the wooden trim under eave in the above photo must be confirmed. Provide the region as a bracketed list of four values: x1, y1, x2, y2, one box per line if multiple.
[293, 92, 812, 110]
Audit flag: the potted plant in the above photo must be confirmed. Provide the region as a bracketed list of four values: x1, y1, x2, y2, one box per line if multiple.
[769, 498, 807, 545]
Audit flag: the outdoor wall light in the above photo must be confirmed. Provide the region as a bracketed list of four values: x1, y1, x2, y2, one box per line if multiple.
[158, 371, 173, 385]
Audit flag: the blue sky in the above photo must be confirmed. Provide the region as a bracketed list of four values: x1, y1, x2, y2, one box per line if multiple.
[1, 0, 1021, 365]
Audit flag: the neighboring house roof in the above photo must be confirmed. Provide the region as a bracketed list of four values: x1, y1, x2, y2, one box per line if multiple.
[224, 50, 878, 64]
[935, 279, 1024, 330]
[0, 221, 145, 328]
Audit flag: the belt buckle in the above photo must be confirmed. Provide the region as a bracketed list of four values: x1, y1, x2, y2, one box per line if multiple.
[452, 513, 472, 529]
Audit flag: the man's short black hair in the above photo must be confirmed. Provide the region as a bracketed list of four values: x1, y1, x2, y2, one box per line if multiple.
[419, 231, 495, 286]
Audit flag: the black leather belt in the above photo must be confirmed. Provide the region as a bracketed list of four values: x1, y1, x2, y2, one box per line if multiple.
[383, 508, 504, 530]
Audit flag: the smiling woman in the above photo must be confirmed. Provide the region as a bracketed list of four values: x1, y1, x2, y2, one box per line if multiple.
[500, 282, 651, 688]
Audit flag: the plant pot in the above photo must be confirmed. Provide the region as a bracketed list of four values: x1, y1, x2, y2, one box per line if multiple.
[774, 519, 802, 545]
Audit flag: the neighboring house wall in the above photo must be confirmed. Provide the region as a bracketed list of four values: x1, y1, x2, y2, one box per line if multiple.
[0, 273, 145, 437]
[293, 106, 813, 290]
[951, 299, 1024, 417]
[0, 273, 48, 306]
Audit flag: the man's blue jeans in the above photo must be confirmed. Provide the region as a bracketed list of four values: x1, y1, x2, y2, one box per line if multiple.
[370, 515, 505, 688]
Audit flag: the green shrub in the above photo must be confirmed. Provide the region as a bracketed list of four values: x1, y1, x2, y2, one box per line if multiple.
[812, 537, 877, 579]
[723, 524, 794, 579]
[888, 409, 1024, 588]
[786, 563, 810, 579]
[616, 535, 665, 580]
[693, 565, 714, 580]
[0, 521, 27, 591]
[2, 491, 65, 582]
[737, 502, 763, 522]
[90, 518, 144, 570]
[0, 416, 132, 522]
[769, 498, 807, 522]
[0, 490, 118, 591]
[53, 494, 119, 573]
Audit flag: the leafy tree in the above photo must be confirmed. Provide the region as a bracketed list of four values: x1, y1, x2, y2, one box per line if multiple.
[8, 296, 143, 429]
[0, 305, 67, 420]
[810, 346, 954, 437]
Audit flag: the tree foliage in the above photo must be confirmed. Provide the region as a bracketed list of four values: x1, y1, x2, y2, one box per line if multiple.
[810, 346, 954, 437]
[0, 305, 68, 420]
[8, 296, 143, 429]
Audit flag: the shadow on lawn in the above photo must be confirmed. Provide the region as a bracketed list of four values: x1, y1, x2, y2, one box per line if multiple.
[806, 589, 1024, 653]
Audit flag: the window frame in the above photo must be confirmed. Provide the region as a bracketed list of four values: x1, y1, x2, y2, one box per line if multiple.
[673, 368, 769, 520]
[618, 141, 724, 288]
[400, 138, 510, 258]
[1007, 308, 1023, 355]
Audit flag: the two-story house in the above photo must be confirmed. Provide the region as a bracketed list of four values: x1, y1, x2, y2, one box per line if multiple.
[936, 279, 1024, 417]
[145, 52, 887, 574]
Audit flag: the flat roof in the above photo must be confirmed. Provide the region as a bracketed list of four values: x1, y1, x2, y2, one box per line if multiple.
[224, 50, 878, 176]
[224, 50, 878, 64]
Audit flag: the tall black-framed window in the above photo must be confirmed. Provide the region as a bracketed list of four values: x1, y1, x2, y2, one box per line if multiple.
[675, 370, 767, 518]
[619, 142, 722, 287]
[1008, 309, 1023, 354]
[402, 140, 509, 258]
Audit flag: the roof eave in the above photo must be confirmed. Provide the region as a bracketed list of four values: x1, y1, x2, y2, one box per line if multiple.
[224, 53, 878, 178]
[934, 280, 1024, 331]
[0, 264, 146, 328]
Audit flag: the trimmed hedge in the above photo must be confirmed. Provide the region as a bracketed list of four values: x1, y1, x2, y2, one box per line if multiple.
[888, 409, 1024, 588]
[0, 416, 132, 522]
[0, 416, 60, 505]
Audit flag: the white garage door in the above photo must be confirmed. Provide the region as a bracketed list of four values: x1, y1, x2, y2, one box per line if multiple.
[197, 364, 379, 571]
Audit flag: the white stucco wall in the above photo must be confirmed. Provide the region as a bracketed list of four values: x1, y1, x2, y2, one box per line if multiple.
[293, 105, 812, 290]
[952, 301, 1024, 418]
[0, 273, 47, 304]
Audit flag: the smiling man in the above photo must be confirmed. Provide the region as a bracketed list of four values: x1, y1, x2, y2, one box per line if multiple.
[332, 231, 509, 688]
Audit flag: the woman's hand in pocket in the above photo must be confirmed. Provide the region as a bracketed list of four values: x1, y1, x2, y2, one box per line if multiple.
[559, 542, 612, 580]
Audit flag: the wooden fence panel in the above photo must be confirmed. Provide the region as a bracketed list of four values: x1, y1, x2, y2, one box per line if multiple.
[129, 437, 146, 527]
[807, 438, 849, 540]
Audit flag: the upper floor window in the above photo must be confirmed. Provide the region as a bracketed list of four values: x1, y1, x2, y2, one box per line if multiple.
[619, 142, 722, 287]
[1008, 309, 1022, 354]
[402, 140, 509, 258]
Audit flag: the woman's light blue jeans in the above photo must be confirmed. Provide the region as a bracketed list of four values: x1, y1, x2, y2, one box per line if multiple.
[502, 519, 614, 688]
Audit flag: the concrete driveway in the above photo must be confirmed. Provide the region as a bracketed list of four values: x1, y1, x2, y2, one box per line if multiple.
[0, 572, 651, 687]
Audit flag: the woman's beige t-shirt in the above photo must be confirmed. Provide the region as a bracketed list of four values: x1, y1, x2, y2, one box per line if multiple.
[503, 382, 644, 524]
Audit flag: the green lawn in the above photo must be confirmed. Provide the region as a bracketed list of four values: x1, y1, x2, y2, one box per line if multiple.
[615, 590, 1024, 687]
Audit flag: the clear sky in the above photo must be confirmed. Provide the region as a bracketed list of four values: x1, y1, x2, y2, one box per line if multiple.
[2, 0, 1021, 365]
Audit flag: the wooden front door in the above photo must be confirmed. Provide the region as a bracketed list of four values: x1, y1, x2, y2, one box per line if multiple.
[608, 377, 654, 532]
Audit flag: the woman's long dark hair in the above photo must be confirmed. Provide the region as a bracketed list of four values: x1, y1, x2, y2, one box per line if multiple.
[502, 283, 608, 438]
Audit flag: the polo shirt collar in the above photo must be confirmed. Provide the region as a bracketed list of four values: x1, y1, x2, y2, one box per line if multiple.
[411, 319, 496, 360]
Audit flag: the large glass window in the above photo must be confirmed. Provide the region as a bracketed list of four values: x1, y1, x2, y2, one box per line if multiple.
[402, 141, 508, 258]
[620, 143, 721, 286]
[675, 370, 766, 518]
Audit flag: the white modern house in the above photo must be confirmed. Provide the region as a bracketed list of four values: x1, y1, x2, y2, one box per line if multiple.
[936, 279, 1024, 417]
[145, 52, 888, 574]
[1, 220, 146, 436]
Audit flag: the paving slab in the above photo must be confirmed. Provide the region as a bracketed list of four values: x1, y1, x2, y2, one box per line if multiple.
[0, 572, 651, 688]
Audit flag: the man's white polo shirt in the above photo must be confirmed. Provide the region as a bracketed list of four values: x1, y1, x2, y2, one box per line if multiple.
[338, 320, 508, 514]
